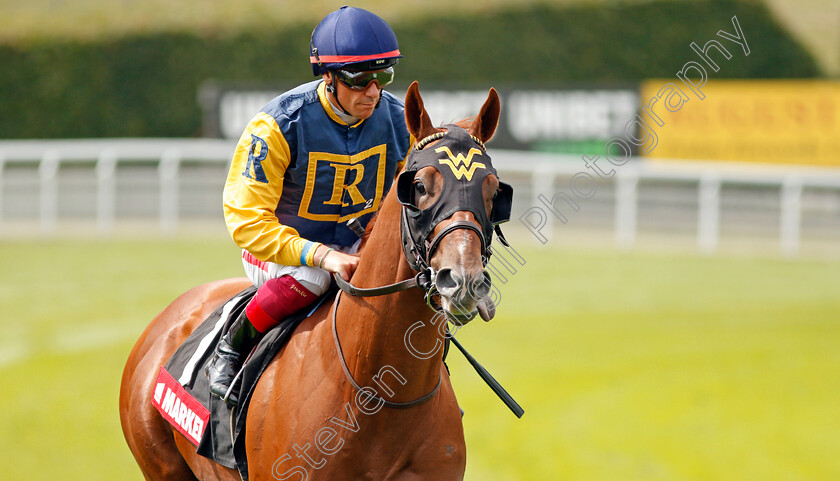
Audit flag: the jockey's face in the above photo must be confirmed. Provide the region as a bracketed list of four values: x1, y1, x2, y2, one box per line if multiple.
[323, 70, 385, 120]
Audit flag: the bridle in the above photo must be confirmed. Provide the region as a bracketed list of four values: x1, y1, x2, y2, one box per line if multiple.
[397, 127, 512, 272]
[330, 125, 513, 408]
[334, 125, 513, 299]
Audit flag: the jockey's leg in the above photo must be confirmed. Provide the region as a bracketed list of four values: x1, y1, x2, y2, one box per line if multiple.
[207, 254, 331, 405]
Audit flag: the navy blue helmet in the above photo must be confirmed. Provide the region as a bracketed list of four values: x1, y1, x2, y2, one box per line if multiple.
[310, 6, 402, 75]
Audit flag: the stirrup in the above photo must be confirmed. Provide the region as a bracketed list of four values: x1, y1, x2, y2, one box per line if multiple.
[207, 342, 244, 405]
[208, 309, 262, 406]
[221, 367, 245, 406]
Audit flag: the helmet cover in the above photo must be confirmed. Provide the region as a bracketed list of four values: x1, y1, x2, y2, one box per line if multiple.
[310, 6, 402, 75]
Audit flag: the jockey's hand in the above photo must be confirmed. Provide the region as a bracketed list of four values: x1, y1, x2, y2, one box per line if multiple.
[316, 246, 359, 281]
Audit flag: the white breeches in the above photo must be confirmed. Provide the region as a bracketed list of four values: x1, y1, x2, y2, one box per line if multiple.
[239, 240, 360, 296]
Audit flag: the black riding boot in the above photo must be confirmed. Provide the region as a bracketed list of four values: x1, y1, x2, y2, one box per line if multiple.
[206, 311, 262, 406]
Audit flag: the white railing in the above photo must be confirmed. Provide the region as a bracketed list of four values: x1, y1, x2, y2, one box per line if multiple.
[490, 150, 840, 257]
[1, 139, 839, 257]
[0, 138, 235, 235]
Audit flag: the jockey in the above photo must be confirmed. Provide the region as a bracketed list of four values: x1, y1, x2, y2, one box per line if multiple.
[207, 6, 412, 405]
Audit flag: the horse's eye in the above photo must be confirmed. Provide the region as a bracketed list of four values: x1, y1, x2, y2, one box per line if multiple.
[414, 181, 427, 196]
[492, 189, 499, 200]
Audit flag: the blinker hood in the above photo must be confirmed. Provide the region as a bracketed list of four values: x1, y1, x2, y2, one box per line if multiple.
[396, 125, 513, 270]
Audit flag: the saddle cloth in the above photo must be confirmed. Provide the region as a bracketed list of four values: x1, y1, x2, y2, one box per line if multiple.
[151, 284, 334, 481]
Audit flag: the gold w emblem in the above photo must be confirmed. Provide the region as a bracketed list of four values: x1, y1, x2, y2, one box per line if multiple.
[435, 147, 486, 181]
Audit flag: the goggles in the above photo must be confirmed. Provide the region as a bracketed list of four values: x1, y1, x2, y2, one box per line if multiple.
[334, 67, 395, 90]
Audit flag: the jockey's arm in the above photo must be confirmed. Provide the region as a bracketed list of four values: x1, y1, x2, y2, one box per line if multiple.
[223, 113, 355, 275]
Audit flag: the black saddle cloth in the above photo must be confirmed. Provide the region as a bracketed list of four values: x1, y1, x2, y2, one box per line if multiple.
[162, 284, 334, 480]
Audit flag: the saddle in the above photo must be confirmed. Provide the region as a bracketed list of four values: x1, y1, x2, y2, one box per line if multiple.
[151, 284, 335, 481]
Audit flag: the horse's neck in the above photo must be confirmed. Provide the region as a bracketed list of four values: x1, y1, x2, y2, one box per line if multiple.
[335, 191, 444, 399]
[355, 192, 419, 296]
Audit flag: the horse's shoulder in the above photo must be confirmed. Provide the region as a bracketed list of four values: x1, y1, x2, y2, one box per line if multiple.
[280, 295, 335, 354]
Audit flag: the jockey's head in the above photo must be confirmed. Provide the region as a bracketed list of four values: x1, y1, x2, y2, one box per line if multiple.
[310, 6, 402, 119]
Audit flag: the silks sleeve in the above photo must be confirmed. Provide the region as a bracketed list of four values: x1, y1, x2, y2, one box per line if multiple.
[223, 112, 320, 267]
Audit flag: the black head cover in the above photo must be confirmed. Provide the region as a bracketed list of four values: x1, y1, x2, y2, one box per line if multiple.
[397, 125, 513, 269]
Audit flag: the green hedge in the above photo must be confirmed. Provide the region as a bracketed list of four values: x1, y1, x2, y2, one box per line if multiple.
[0, 0, 819, 139]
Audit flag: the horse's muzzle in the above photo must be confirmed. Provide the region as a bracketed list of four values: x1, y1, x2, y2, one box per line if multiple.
[434, 269, 492, 325]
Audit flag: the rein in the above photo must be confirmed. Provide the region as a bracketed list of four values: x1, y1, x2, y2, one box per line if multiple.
[330, 290, 442, 408]
[332, 268, 432, 297]
[328, 210, 444, 409]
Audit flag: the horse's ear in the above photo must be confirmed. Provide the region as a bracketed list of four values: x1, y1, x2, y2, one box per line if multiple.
[470, 88, 501, 143]
[405, 81, 437, 140]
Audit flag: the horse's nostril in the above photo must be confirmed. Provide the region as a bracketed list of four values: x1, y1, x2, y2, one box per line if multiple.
[468, 271, 491, 300]
[434, 268, 462, 295]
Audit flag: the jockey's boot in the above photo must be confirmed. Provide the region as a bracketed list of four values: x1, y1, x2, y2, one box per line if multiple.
[207, 274, 319, 406]
[206, 311, 261, 406]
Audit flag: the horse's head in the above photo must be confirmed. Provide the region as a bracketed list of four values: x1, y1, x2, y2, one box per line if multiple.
[397, 81, 513, 325]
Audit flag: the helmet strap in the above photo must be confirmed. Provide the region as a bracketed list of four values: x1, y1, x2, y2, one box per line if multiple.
[326, 73, 354, 117]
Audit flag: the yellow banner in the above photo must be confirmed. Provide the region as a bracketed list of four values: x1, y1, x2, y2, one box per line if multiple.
[640, 80, 840, 166]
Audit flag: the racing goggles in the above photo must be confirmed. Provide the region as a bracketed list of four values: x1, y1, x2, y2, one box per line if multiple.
[334, 67, 395, 90]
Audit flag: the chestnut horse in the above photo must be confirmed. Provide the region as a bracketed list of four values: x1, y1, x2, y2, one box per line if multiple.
[120, 81, 504, 481]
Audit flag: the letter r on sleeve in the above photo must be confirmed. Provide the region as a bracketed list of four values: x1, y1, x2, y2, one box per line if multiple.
[243, 134, 269, 183]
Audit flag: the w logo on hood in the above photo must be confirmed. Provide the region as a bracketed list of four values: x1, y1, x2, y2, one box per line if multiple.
[435, 146, 486, 181]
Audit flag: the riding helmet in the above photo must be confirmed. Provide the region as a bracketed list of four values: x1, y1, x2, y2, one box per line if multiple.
[310, 6, 402, 75]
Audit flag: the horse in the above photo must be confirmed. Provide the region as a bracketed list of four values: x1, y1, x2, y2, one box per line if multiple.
[119, 80, 508, 481]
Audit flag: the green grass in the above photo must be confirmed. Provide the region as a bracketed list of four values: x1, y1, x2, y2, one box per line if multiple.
[454, 244, 840, 481]
[1, 237, 838, 480]
[0, 238, 244, 481]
